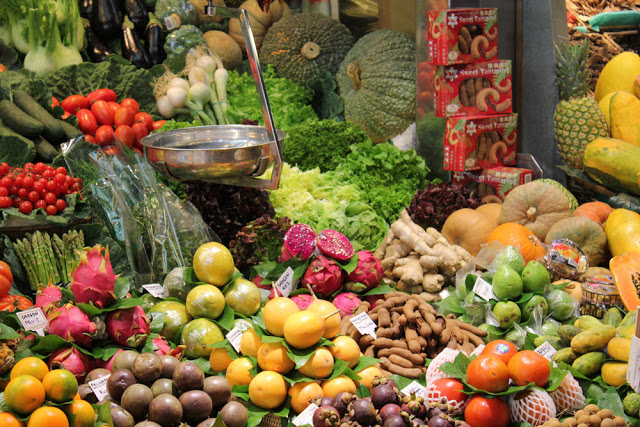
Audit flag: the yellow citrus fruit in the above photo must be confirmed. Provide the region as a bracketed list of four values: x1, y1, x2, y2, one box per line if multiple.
[11, 357, 49, 381]
[192, 242, 235, 286]
[329, 336, 360, 368]
[257, 342, 295, 374]
[226, 357, 254, 388]
[307, 300, 341, 339]
[298, 347, 334, 379]
[239, 329, 263, 357]
[355, 366, 384, 390]
[5, 375, 45, 415]
[289, 381, 324, 414]
[248, 371, 288, 409]
[262, 297, 299, 337]
[209, 347, 234, 372]
[0, 412, 25, 427]
[180, 318, 224, 359]
[42, 369, 78, 403]
[64, 400, 94, 427]
[26, 406, 69, 427]
[186, 284, 226, 320]
[321, 375, 356, 399]
[283, 311, 325, 349]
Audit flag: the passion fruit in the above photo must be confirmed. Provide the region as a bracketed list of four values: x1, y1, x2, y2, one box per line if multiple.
[173, 361, 205, 392]
[148, 394, 183, 427]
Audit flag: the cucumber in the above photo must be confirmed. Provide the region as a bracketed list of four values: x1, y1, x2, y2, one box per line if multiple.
[0, 124, 36, 165]
[33, 136, 59, 162]
[57, 120, 83, 141]
[0, 100, 43, 137]
[12, 90, 64, 142]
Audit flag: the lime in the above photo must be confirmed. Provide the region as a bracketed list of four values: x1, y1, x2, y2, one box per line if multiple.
[186, 284, 226, 320]
[193, 242, 235, 286]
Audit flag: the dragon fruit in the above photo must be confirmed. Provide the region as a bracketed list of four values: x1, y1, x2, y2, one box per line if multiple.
[98, 349, 123, 371]
[316, 229, 354, 261]
[106, 306, 150, 348]
[331, 293, 362, 318]
[282, 223, 316, 261]
[69, 245, 118, 309]
[345, 251, 383, 292]
[35, 284, 63, 314]
[48, 346, 95, 382]
[301, 256, 345, 299]
[291, 294, 314, 310]
[47, 303, 97, 347]
[363, 294, 384, 309]
[152, 336, 185, 358]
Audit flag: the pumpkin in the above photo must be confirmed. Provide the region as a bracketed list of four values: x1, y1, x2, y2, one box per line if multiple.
[336, 29, 416, 143]
[536, 178, 579, 212]
[604, 208, 640, 256]
[441, 206, 499, 256]
[487, 222, 546, 263]
[544, 216, 607, 266]
[610, 251, 640, 311]
[228, 0, 290, 50]
[476, 203, 502, 229]
[260, 13, 354, 85]
[572, 202, 614, 228]
[499, 181, 572, 241]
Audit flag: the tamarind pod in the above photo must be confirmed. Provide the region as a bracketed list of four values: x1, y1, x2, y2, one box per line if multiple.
[345, 322, 356, 336]
[368, 306, 383, 315]
[377, 348, 425, 365]
[379, 368, 393, 378]
[416, 317, 433, 337]
[448, 319, 488, 337]
[376, 328, 395, 339]
[465, 79, 476, 107]
[369, 313, 379, 323]
[384, 292, 411, 300]
[458, 34, 469, 55]
[403, 299, 419, 323]
[360, 334, 375, 348]
[405, 326, 421, 353]
[354, 301, 370, 315]
[462, 329, 485, 347]
[391, 310, 399, 325]
[448, 324, 464, 344]
[373, 338, 408, 349]
[461, 341, 475, 356]
[427, 313, 445, 336]
[364, 345, 375, 357]
[460, 82, 469, 107]
[385, 296, 410, 307]
[389, 354, 417, 369]
[459, 26, 472, 53]
[495, 98, 512, 113]
[490, 130, 501, 143]
[378, 308, 391, 328]
[340, 315, 353, 335]
[417, 335, 428, 350]
[475, 77, 484, 96]
[380, 357, 423, 379]
[428, 336, 438, 349]
[418, 303, 436, 317]
[483, 78, 491, 88]
[485, 184, 497, 195]
[397, 314, 408, 327]
[446, 314, 456, 319]
[390, 306, 406, 314]
[439, 325, 452, 345]
[350, 329, 362, 342]
[484, 46, 497, 59]
[477, 134, 487, 160]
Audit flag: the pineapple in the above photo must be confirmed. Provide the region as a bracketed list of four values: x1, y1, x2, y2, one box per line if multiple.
[554, 40, 609, 170]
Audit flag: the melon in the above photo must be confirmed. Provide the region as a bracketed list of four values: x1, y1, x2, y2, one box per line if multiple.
[595, 52, 640, 102]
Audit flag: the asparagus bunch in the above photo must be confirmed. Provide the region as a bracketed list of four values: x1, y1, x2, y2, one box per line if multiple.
[13, 230, 85, 291]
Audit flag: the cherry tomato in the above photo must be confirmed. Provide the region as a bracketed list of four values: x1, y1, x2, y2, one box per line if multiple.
[95, 125, 116, 146]
[482, 340, 518, 366]
[115, 125, 135, 147]
[12, 197, 22, 208]
[114, 106, 136, 127]
[120, 98, 139, 114]
[0, 197, 11, 208]
[44, 192, 57, 205]
[76, 109, 98, 135]
[22, 162, 32, 171]
[84, 134, 96, 144]
[91, 100, 115, 126]
[19, 201, 33, 215]
[27, 191, 40, 202]
[134, 112, 154, 132]
[17, 188, 27, 199]
[34, 162, 46, 174]
[55, 199, 67, 212]
[33, 181, 45, 193]
[22, 176, 34, 189]
[0, 176, 11, 188]
[55, 167, 67, 175]
[59, 182, 69, 194]
[34, 200, 46, 210]
[0, 188, 7, 197]
[131, 122, 149, 146]
[0, 162, 9, 175]
[8, 185, 18, 196]
[466, 355, 509, 393]
[54, 173, 66, 184]
[86, 88, 117, 105]
[42, 169, 54, 179]
[51, 97, 60, 108]
[45, 205, 58, 216]
[507, 350, 550, 387]
[14, 175, 23, 188]
[152, 120, 166, 131]
[464, 396, 510, 427]
[61, 95, 89, 114]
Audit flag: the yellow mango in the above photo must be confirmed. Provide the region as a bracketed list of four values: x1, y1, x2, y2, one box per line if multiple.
[601, 361, 628, 387]
[595, 52, 640, 102]
[571, 325, 616, 354]
[617, 325, 635, 339]
[609, 91, 640, 147]
[607, 337, 631, 361]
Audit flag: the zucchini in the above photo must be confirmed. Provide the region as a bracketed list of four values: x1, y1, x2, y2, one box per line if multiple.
[57, 120, 83, 141]
[33, 136, 59, 162]
[0, 124, 36, 165]
[0, 100, 43, 137]
[12, 90, 65, 142]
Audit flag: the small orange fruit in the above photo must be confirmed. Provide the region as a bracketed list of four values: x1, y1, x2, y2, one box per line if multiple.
[257, 342, 295, 374]
[43, 369, 78, 403]
[298, 347, 334, 379]
[5, 375, 45, 415]
[11, 357, 49, 381]
[262, 297, 299, 337]
[239, 329, 263, 357]
[0, 412, 25, 427]
[209, 347, 234, 372]
[321, 375, 356, 399]
[226, 357, 254, 387]
[329, 336, 360, 368]
[283, 311, 325, 349]
[307, 300, 341, 339]
[64, 399, 95, 427]
[289, 381, 323, 414]
[355, 366, 383, 390]
[248, 371, 288, 409]
[27, 406, 69, 427]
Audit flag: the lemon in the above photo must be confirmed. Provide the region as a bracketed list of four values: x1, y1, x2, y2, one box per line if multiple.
[193, 242, 235, 286]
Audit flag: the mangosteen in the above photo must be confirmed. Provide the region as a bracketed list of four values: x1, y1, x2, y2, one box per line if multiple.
[412, 418, 426, 427]
[383, 415, 409, 427]
[313, 405, 341, 427]
[319, 396, 334, 407]
[401, 393, 427, 419]
[371, 384, 398, 409]
[380, 404, 402, 422]
[349, 399, 377, 427]
[333, 392, 355, 417]
[426, 414, 453, 427]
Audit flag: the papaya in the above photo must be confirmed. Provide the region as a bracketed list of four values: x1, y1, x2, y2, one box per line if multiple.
[533, 335, 567, 350]
[558, 325, 582, 342]
[618, 325, 636, 339]
[611, 252, 640, 311]
[595, 51, 640, 102]
[572, 351, 607, 377]
[609, 91, 640, 147]
[599, 92, 615, 126]
[601, 361, 628, 386]
[583, 138, 640, 196]
[607, 337, 631, 361]
[574, 315, 603, 330]
[603, 307, 624, 326]
[620, 310, 638, 327]
[571, 325, 616, 354]
[552, 347, 579, 365]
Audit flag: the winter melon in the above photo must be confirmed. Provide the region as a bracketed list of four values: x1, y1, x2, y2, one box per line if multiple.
[583, 137, 640, 196]
[595, 52, 640, 102]
[536, 179, 579, 212]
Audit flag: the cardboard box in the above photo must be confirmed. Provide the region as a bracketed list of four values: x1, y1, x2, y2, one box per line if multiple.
[444, 113, 518, 171]
[428, 8, 498, 65]
[453, 166, 533, 202]
[434, 60, 512, 118]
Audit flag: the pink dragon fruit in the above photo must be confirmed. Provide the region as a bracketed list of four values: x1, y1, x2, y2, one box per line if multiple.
[345, 251, 384, 292]
[282, 223, 316, 261]
[331, 293, 362, 318]
[316, 229, 354, 261]
[363, 294, 385, 309]
[98, 349, 123, 371]
[106, 306, 150, 348]
[48, 346, 95, 382]
[69, 245, 118, 309]
[301, 256, 344, 299]
[35, 284, 63, 314]
[291, 294, 314, 310]
[47, 303, 97, 347]
[152, 336, 185, 358]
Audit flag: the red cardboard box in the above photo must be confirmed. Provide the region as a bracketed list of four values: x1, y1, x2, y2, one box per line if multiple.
[428, 8, 498, 65]
[444, 113, 518, 171]
[434, 60, 512, 118]
[453, 166, 533, 202]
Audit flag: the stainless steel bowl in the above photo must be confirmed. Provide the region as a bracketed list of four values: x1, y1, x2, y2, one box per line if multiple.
[141, 125, 285, 182]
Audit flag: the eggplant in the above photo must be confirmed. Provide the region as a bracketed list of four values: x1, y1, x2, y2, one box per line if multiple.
[122, 15, 151, 68]
[146, 12, 165, 66]
[94, 0, 121, 38]
[125, 0, 148, 36]
[84, 21, 115, 62]
[79, 0, 95, 19]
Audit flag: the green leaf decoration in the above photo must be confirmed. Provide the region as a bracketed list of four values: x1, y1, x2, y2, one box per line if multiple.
[351, 356, 380, 373]
[337, 253, 359, 274]
[217, 305, 235, 332]
[149, 312, 167, 334]
[0, 323, 20, 340]
[76, 297, 145, 317]
[362, 284, 394, 296]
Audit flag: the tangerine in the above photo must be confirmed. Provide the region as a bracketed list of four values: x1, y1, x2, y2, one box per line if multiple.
[0, 412, 24, 427]
[192, 242, 235, 286]
[298, 347, 334, 379]
[239, 329, 263, 357]
[289, 381, 323, 414]
[64, 399, 94, 427]
[257, 342, 295, 374]
[42, 369, 78, 403]
[306, 300, 341, 339]
[26, 406, 69, 427]
[329, 336, 360, 368]
[226, 357, 254, 387]
[262, 297, 299, 337]
[11, 357, 49, 381]
[321, 375, 357, 399]
[356, 366, 383, 390]
[248, 371, 288, 409]
[5, 375, 45, 415]
[283, 311, 325, 349]
[209, 347, 234, 372]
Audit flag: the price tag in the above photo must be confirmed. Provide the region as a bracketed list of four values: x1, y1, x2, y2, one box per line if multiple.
[473, 277, 496, 301]
[164, 13, 181, 31]
[292, 403, 318, 426]
[628, 305, 640, 392]
[89, 374, 111, 402]
[143, 283, 167, 298]
[17, 308, 48, 337]
[259, 288, 272, 301]
[226, 327, 243, 353]
[534, 342, 557, 361]
[274, 267, 295, 297]
[350, 312, 377, 339]
[401, 381, 426, 397]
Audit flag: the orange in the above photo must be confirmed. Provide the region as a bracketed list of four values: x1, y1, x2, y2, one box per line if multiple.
[248, 371, 288, 409]
[239, 329, 263, 357]
[0, 412, 25, 427]
[257, 342, 295, 374]
[5, 375, 45, 415]
[11, 357, 49, 381]
[321, 375, 357, 399]
[26, 406, 69, 427]
[355, 366, 383, 390]
[298, 347, 334, 379]
[42, 369, 78, 403]
[329, 336, 360, 368]
[192, 242, 235, 286]
[226, 357, 254, 387]
[209, 347, 234, 372]
[482, 340, 518, 365]
[64, 400, 94, 427]
[288, 381, 323, 414]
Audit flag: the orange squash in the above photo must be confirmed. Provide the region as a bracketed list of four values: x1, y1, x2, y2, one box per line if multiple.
[572, 202, 614, 228]
[441, 207, 498, 256]
[610, 251, 640, 311]
[476, 203, 502, 229]
[487, 222, 546, 263]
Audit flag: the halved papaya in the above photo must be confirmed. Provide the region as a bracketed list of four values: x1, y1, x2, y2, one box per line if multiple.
[610, 251, 640, 311]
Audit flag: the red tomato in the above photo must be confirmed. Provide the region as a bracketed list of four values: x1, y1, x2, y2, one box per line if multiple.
[507, 350, 550, 387]
[131, 122, 149, 147]
[45, 205, 58, 216]
[115, 125, 135, 147]
[466, 355, 509, 393]
[19, 201, 33, 215]
[34, 200, 46, 209]
[108, 101, 120, 115]
[0, 188, 7, 197]
[84, 134, 97, 144]
[27, 191, 40, 202]
[0, 197, 11, 208]
[134, 112, 154, 132]
[151, 120, 166, 131]
[51, 97, 60, 108]
[428, 378, 467, 406]
[86, 88, 117, 105]
[61, 95, 89, 114]
[76, 109, 98, 135]
[44, 192, 57, 205]
[482, 340, 518, 365]
[95, 125, 116, 146]
[91, 100, 115, 126]
[464, 396, 510, 427]
[55, 199, 67, 212]
[114, 107, 136, 127]
[120, 98, 139, 114]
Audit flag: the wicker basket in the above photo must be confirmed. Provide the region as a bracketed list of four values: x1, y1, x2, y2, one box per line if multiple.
[580, 279, 622, 319]
[565, 175, 614, 205]
[0, 216, 93, 241]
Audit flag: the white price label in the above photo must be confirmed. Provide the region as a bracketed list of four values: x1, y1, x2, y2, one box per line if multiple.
[401, 381, 426, 397]
[89, 374, 111, 402]
[473, 277, 496, 301]
[292, 403, 318, 426]
[629, 335, 640, 391]
[17, 308, 48, 336]
[164, 16, 176, 30]
[143, 283, 167, 298]
[350, 312, 377, 339]
[226, 327, 243, 353]
[534, 342, 557, 361]
[274, 267, 295, 297]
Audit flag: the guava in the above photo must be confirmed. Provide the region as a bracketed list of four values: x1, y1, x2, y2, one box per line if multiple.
[149, 301, 193, 343]
[224, 278, 262, 316]
[520, 295, 549, 322]
[497, 246, 526, 275]
[478, 323, 502, 342]
[186, 284, 226, 320]
[492, 265, 523, 300]
[541, 319, 561, 336]
[521, 261, 551, 293]
[546, 289, 578, 321]
[504, 326, 526, 349]
[164, 267, 196, 302]
[624, 392, 640, 417]
[464, 292, 488, 326]
[180, 318, 224, 359]
[493, 301, 522, 329]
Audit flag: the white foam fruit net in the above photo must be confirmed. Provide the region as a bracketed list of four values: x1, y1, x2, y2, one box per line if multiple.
[509, 389, 557, 427]
[425, 379, 468, 413]
[469, 344, 485, 357]
[549, 372, 585, 413]
[426, 348, 460, 384]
